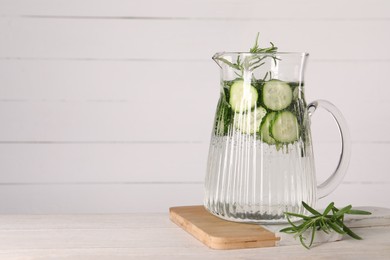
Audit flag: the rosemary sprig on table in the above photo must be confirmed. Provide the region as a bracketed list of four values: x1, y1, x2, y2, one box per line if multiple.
[215, 33, 279, 79]
[280, 201, 372, 249]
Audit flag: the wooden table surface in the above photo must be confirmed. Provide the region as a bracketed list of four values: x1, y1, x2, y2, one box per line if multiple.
[0, 212, 389, 259]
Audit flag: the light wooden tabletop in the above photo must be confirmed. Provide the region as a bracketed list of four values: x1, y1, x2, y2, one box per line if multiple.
[0, 212, 389, 260]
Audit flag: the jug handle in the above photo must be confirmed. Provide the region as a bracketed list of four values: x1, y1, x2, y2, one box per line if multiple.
[308, 100, 351, 199]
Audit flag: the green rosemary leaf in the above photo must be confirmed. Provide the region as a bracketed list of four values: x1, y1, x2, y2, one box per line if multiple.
[234, 71, 242, 78]
[214, 57, 241, 70]
[319, 218, 331, 234]
[279, 227, 296, 233]
[327, 221, 346, 235]
[299, 234, 310, 249]
[323, 202, 335, 215]
[262, 71, 269, 81]
[333, 205, 353, 218]
[215, 34, 278, 81]
[284, 212, 311, 220]
[336, 220, 363, 240]
[248, 56, 265, 67]
[308, 224, 316, 248]
[286, 214, 299, 228]
[249, 33, 260, 53]
[302, 201, 321, 216]
[347, 209, 372, 215]
[295, 219, 312, 231]
[251, 62, 266, 71]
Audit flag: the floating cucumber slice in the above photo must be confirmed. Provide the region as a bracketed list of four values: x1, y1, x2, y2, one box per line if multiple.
[229, 80, 258, 113]
[235, 106, 267, 134]
[271, 111, 299, 143]
[260, 112, 277, 145]
[263, 80, 293, 111]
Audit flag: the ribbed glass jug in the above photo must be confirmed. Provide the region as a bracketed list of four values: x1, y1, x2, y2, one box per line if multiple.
[204, 52, 351, 223]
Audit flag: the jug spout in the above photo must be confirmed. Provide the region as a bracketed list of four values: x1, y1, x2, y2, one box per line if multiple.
[212, 52, 225, 69]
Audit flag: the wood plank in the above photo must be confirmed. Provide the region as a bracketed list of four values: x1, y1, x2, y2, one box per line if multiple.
[0, 214, 176, 230]
[305, 61, 390, 103]
[0, 99, 387, 142]
[0, 213, 388, 259]
[0, 101, 215, 142]
[0, 18, 389, 60]
[0, 143, 208, 183]
[0, 183, 204, 214]
[0, 233, 388, 260]
[169, 205, 279, 249]
[0, 60, 389, 103]
[316, 183, 390, 210]
[1, 0, 389, 19]
[0, 207, 381, 230]
[0, 60, 218, 100]
[0, 142, 388, 184]
[312, 142, 390, 184]
[0, 227, 199, 250]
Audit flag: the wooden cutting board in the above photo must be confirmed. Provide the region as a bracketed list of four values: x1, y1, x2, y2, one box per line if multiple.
[169, 205, 280, 250]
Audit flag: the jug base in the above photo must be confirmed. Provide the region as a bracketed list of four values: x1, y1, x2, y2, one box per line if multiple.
[204, 204, 297, 224]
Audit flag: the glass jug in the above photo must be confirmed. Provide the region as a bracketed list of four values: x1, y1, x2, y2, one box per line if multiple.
[204, 52, 351, 223]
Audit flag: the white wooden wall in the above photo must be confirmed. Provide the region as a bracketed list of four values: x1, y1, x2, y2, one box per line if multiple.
[0, 0, 389, 213]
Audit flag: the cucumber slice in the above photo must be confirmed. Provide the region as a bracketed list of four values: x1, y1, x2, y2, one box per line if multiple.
[229, 80, 258, 113]
[271, 111, 299, 143]
[263, 80, 293, 111]
[235, 106, 267, 134]
[260, 112, 277, 145]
